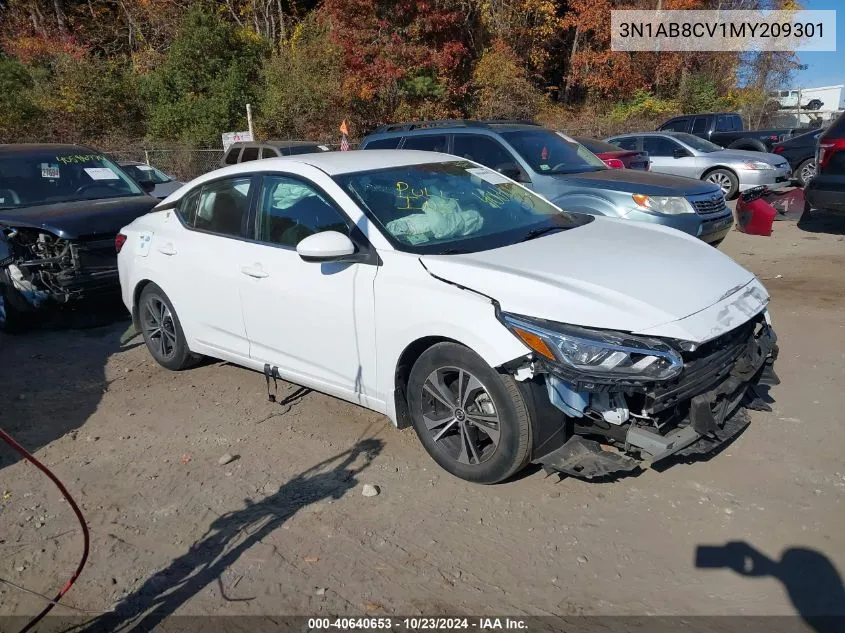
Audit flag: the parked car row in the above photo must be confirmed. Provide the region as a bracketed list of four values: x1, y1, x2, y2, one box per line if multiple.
[8, 110, 844, 484]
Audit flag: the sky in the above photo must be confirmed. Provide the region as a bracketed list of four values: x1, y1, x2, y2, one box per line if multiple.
[794, 0, 843, 89]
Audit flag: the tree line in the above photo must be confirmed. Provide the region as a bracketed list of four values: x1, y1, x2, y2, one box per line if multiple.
[0, 0, 802, 147]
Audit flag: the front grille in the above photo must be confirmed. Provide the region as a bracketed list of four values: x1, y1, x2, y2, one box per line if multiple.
[692, 197, 728, 216]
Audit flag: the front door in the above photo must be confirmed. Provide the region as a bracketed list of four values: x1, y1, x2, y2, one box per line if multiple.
[238, 174, 380, 405]
[643, 136, 695, 177]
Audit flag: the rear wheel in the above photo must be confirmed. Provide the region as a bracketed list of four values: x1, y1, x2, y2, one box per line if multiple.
[138, 283, 198, 370]
[407, 342, 532, 484]
[704, 168, 739, 199]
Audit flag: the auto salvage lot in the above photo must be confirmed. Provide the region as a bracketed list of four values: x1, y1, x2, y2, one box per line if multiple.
[1, 213, 844, 620]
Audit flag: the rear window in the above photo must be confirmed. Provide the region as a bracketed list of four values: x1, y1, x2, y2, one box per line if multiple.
[661, 118, 690, 132]
[363, 138, 402, 150]
[823, 111, 845, 139]
[402, 135, 448, 152]
[573, 137, 622, 154]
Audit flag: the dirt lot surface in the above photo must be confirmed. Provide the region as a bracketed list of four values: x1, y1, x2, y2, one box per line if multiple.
[1, 209, 844, 626]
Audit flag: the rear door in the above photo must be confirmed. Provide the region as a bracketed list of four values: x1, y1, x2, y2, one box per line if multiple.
[155, 175, 255, 360]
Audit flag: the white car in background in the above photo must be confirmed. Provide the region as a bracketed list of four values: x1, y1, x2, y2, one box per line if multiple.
[117, 150, 779, 484]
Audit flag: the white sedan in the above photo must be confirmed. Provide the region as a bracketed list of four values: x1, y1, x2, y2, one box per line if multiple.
[117, 150, 779, 484]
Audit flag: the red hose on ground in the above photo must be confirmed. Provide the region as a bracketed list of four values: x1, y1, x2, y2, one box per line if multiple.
[0, 426, 90, 633]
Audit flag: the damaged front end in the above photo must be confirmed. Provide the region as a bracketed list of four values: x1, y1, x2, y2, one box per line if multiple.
[501, 311, 779, 479]
[0, 225, 119, 319]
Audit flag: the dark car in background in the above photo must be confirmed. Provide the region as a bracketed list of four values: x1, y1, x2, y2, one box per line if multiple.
[220, 140, 331, 167]
[771, 127, 824, 186]
[360, 120, 734, 245]
[119, 161, 183, 199]
[573, 137, 650, 170]
[0, 144, 159, 331]
[804, 111, 845, 216]
[659, 112, 795, 152]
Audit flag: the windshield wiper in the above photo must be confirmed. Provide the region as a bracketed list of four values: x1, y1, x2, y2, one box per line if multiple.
[520, 226, 566, 242]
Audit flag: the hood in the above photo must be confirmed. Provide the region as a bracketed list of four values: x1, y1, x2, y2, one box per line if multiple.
[550, 168, 720, 196]
[420, 217, 765, 343]
[0, 196, 158, 240]
[709, 149, 789, 166]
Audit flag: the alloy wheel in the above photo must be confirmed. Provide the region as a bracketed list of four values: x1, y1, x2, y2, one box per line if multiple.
[706, 172, 733, 195]
[801, 161, 816, 185]
[142, 296, 178, 360]
[420, 366, 501, 466]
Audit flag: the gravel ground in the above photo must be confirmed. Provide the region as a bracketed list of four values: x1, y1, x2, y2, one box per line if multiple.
[1, 208, 844, 626]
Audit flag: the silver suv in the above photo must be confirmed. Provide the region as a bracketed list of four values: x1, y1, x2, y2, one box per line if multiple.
[360, 120, 734, 246]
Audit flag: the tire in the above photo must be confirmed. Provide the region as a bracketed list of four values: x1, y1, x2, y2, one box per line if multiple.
[704, 168, 740, 199]
[795, 158, 816, 187]
[138, 283, 198, 370]
[0, 283, 25, 334]
[407, 342, 532, 484]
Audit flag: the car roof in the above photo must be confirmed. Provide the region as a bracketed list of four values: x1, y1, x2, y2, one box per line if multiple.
[365, 120, 543, 138]
[0, 143, 92, 155]
[212, 150, 461, 179]
[229, 140, 323, 149]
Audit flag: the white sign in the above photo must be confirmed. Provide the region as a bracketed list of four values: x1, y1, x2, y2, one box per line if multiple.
[222, 131, 253, 151]
[84, 167, 119, 180]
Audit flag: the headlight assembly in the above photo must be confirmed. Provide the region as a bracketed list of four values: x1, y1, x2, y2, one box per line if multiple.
[742, 160, 774, 170]
[631, 194, 695, 215]
[500, 313, 683, 385]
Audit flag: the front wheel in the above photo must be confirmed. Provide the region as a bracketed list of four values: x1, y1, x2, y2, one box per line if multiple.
[795, 158, 816, 187]
[407, 342, 532, 484]
[138, 283, 198, 370]
[704, 168, 739, 199]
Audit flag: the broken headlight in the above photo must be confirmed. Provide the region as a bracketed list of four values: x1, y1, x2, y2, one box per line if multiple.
[500, 313, 683, 384]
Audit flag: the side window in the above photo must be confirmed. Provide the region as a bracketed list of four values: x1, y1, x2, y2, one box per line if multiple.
[362, 137, 401, 149]
[177, 189, 201, 227]
[452, 135, 518, 170]
[240, 146, 259, 162]
[223, 148, 240, 165]
[256, 175, 351, 247]
[715, 115, 733, 132]
[662, 118, 689, 132]
[643, 137, 681, 157]
[610, 136, 640, 151]
[731, 115, 743, 131]
[195, 177, 252, 237]
[692, 117, 708, 134]
[402, 135, 448, 152]
[261, 147, 277, 159]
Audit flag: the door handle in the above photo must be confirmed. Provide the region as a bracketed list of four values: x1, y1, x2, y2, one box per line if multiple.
[241, 265, 269, 279]
[157, 242, 177, 256]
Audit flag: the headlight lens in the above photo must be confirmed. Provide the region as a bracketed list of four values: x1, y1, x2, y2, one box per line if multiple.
[631, 194, 695, 215]
[501, 313, 684, 385]
[742, 160, 774, 170]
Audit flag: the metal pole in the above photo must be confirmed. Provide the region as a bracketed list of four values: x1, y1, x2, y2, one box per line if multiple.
[246, 103, 254, 138]
[144, 149, 150, 166]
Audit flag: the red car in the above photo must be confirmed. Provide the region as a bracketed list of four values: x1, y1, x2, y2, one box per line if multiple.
[574, 137, 650, 171]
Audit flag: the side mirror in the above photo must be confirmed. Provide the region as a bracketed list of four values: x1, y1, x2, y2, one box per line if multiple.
[138, 179, 156, 194]
[672, 148, 689, 159]
[496, 164, 527, 183]
[296, 231, 356, 263]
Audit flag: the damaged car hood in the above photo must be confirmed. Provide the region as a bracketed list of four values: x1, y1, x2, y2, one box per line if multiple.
[421, 217, 768, 344]
[0, 196, 158, 240]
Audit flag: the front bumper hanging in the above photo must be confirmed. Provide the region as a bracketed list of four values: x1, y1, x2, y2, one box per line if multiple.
[536, 321, 779, 479]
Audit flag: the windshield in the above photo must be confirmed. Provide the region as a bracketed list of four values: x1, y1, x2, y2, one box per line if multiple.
[123, 163, 172, 184]
[501, 130, 607, 174]
[0, 150, 144, 209]
[333, 161, 592, 255]
[673, 133, 722, 153]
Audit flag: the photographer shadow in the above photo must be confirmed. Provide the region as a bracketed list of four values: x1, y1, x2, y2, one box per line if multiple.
[696, 541, 845, 633]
